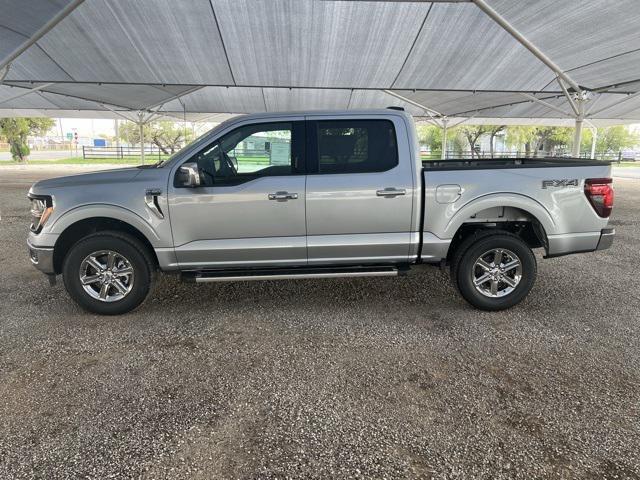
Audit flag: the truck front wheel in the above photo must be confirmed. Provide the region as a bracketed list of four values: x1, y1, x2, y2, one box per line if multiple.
[62, 231, 155, 315]
[452, 232, 537, 311]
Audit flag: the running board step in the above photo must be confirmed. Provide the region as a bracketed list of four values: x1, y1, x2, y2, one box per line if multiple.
[182, 265, 402, 283]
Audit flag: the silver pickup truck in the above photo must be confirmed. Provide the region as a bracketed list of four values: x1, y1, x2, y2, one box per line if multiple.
[27, 109, 615, 315]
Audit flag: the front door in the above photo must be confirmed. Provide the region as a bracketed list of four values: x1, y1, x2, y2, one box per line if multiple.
[168, 120, 307, 269]
[305, 116, 416, 265]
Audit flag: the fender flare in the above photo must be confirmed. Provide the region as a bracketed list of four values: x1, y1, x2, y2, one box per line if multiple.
[49, 204, 162, 247]
[443, 193, 557, 239]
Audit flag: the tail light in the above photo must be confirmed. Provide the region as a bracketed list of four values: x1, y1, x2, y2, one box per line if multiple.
[584, 178, 614, 218]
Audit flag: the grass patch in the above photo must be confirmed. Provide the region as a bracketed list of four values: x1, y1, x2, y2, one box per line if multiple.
[0, 156, 164, 166]
[612, 162, 639, 168]
[1, 154, 271, 166]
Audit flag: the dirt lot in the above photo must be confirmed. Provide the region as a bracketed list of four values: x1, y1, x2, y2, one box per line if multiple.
[1, 167, 639, 479]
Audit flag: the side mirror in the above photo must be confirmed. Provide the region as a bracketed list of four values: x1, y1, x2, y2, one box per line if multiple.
[176, 162, 202, 187]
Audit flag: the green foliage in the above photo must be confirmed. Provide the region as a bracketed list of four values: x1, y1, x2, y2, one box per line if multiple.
[421, 123, 639, 159]
[505, 126, 538, 154]
[505, 126, 573, 155]
[416, 123, 473, 157]
[118, 120, 192, 154]
[581, 125, 640, 154]
[117, 121, 149, 146]
[0, 117, 55, 162]
[416, 124, 443, 154]
[459, 125, 491, 158]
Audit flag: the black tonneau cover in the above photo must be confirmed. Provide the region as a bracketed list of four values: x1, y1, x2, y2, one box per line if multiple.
[422, 157, 611, 171]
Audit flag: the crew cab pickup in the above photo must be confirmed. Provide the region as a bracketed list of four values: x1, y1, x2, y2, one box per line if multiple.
[27, 109, 615, 315]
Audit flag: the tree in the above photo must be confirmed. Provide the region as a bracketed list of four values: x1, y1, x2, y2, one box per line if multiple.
[117, 121, 149, 146]
[0, 117, 55, 162]
[504, 126, 572, 156]
[149, 121, 192, 154]
[118, 120, 191, 154]
[580, 125, 640, 156]
[505, 126, 538, 156]
[459, 125, 489, 158]
[416, 124, 443, 157]
[543, 127, 572, 153]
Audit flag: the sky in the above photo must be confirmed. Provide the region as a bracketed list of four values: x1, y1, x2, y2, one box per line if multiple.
[54, 118, 117, 139]
[49, 118, 216, 140]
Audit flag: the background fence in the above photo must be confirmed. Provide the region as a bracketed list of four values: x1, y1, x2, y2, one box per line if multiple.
[80, 146, 637, 164]
[82, 146, 171, 162]
[420, 150, 637, 162]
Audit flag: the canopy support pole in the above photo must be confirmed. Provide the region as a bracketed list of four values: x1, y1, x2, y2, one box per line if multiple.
[382, 90, 444, 125]
[114, 119, 120, 152]
[0, 0, 85, 71]
[449, 115, 475, 129]
[142, 85, 204, 110]
[137, 111, 145, 165]
[557, 78, 580, 116]
[100, 103, 137, 122]
[0, 83, 54, 106]
[519, 92, 572, 117]
[472, 0, 581, 92]
[441, 118, 448, 160]
[588, 90, 640, 117]
[572, 98, 586, 157]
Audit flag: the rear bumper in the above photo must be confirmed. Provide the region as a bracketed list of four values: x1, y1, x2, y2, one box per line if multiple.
[546, 228, 614, 258]
[27, 241, 55, 275]
[596, 228, 615, 251]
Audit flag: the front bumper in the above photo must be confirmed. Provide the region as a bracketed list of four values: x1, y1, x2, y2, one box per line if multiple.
[596, 228, 615, 251]
[27, 241, 55, 274]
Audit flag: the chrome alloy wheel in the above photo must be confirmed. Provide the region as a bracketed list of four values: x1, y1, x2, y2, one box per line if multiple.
[79, 250, 134, 302]
[472, 248, 522, 298]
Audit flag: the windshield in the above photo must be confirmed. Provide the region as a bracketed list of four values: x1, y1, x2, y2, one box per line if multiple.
[154, 127, 213, 167]
[154, 118, 232, 167]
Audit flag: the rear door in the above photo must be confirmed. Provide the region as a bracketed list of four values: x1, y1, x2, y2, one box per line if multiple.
[168, 119, 307, 269]
[304, 115, 416, 265]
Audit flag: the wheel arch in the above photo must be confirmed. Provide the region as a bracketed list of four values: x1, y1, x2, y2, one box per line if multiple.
[444, 194, 555, 237]
[443, 194, 555, 261]
[52, 216, 159, 274]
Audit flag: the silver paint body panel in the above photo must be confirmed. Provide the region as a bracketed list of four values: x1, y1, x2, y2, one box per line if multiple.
[305, 112, 418, 265]
[27, 109, 613, 275]
[422, 165, 612, 259]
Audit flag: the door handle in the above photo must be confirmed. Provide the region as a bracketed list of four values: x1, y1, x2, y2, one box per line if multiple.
[268, 191, 299, 201]
[376, 188, 406, 197]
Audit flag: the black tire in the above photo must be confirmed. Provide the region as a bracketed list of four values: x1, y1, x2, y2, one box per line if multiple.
[451, 231, 536, 311]
[62, 231, 155, 315]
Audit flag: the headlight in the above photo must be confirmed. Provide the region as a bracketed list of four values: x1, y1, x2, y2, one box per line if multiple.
[29, 195, 54, 233]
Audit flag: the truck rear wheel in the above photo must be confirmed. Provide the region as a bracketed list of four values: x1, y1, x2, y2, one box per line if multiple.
[452, 232, 536, 311]
[62, 231, 155, 315]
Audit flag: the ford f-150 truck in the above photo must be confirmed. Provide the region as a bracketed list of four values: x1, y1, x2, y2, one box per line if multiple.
[27, 109, 615, 315]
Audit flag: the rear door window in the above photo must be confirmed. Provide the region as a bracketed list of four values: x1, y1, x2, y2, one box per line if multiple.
[312, 120, 398, 174]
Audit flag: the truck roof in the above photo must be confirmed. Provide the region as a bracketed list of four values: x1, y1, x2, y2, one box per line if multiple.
[227, 108, 412, 121]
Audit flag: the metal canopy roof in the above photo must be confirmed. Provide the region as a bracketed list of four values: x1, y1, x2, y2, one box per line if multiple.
[1, 0, 640, 126]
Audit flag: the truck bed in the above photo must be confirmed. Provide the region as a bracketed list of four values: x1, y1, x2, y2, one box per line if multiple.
[419, 157, 613, 260]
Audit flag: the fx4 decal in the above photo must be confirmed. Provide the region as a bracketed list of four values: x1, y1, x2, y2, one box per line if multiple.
[542, 179, 579, 189]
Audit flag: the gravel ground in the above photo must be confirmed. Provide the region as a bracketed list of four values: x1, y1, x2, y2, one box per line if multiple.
[0, 168, 639, 479]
